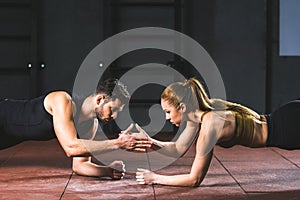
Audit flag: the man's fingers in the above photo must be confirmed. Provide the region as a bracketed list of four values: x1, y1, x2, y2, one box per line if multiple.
[110, 160, 126, 173]
[113, 171, 125, 176]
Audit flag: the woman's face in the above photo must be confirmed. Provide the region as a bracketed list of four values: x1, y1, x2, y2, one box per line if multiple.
[161, 98, 182, 127]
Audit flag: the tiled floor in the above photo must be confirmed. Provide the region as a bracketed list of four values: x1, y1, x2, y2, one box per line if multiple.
[0, 139, 299, 200]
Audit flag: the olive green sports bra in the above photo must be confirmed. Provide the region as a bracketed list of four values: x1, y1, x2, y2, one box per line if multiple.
[217, 111, 255, 148]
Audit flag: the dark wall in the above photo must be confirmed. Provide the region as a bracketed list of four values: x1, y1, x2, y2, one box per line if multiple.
[182, 0, 300, 113]
[39, 0, 104, 94]
[1, 0, 299, 114]
[38, 0, 266, 109]
[184, 0, 266, 112]
[212, 0, 267, 113]
[268, 0, 300, 111]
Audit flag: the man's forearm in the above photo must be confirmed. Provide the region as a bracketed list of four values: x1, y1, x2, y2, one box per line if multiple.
[79, 139, 120, 156]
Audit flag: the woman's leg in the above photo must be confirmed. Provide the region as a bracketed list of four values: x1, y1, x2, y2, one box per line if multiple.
[267, 100, 300, 150]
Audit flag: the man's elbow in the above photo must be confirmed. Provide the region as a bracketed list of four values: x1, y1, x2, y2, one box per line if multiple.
[65, 148, 76, 158]
[64, 144, 84, 157]
[72, 163, 83, 175]
[64, 147, 77, 157]
[72, 164, 79, 174]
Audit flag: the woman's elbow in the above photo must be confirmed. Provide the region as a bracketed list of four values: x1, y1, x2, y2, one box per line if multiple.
[191, 180, 201, 187]
[190, 176, 203, 187]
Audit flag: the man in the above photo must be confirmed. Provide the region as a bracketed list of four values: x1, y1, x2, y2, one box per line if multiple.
[0, 78, 150, 179]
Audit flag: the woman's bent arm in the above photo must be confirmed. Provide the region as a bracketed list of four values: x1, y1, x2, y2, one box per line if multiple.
[136, 129, 215, 187]
[136, 150, 213, 187]
[136, 112, 220, 187]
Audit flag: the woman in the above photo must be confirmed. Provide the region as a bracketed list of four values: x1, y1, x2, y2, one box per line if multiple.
[136, 77, 300, 187]
[0, 79, 150, 179]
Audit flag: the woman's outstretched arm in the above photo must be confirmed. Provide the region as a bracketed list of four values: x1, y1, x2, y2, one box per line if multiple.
[135, 121, 199, 157]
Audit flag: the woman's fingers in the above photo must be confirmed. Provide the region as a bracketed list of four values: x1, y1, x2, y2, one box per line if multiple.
[135, 140, 152, 147]
[136, 180, 145, 184]
[135, 124, 150, 137]
[132, 147, 146, 152]
[136, 168, 146, 184]
[136, 168, 152, 184]
[122, 123, 134, 134]
[137, 168, 149, 173]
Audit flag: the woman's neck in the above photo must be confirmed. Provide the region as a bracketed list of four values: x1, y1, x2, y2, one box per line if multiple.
[187, 110, 206, 124]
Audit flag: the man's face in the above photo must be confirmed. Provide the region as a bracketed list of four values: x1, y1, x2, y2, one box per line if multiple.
[95, 97, 124, 123]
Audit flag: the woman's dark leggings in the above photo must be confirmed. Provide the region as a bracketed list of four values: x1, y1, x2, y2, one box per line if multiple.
[266, 100, 300, 150]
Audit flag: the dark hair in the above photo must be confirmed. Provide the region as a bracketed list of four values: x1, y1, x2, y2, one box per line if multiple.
[96, 78, 130, 104]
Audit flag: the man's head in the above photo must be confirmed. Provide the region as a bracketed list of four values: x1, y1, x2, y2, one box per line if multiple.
[94, 78, 130, 122]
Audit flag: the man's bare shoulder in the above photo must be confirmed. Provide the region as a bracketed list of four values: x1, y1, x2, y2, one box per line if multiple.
[44, 91, 73, 115]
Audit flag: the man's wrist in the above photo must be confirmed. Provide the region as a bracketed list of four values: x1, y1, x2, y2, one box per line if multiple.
[112, 138, 121, 150]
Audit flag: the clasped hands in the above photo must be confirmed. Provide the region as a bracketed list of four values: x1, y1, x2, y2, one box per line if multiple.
[117, 123, 153, 152]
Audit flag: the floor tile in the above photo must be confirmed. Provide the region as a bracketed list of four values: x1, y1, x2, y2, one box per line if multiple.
[0, 143, 25, 166]
[1, 139, 299, 199]
[153, 158, 247, 200]
[214, 146, 300, 193]
[247, 189, 300, 200]
[0, 140, 72, 199]
[271, 147, 300, 168]
[91, 149, 150, 174]
[63, 174, 154, 200]
[0, 192, 62, 200]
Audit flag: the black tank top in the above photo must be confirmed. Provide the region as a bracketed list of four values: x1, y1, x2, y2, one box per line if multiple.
[0, 95, 55, 149]
[72, 94, 95, 139]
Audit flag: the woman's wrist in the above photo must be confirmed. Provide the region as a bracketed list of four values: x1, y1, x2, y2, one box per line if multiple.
[152, 173, 160, 185]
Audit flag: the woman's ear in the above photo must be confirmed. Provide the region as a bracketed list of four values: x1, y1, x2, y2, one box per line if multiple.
[179, 103, 187, 113]
[96, 95, 104, 105]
